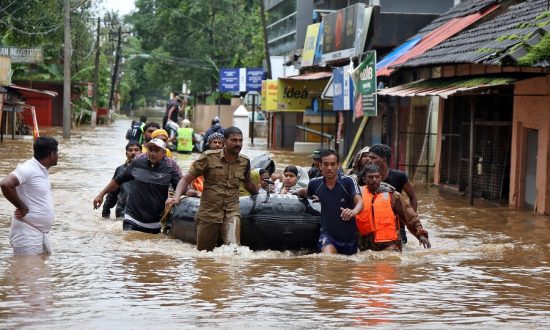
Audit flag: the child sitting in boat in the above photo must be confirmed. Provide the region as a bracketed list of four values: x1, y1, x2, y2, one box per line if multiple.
[279, 165, 309, 194]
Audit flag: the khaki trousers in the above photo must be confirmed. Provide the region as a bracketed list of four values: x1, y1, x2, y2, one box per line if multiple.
[196, 215, 241, 251]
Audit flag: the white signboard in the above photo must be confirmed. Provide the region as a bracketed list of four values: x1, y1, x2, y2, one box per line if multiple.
[0, 47, 43, 63]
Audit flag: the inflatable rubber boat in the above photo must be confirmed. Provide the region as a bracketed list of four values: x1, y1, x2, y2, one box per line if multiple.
[167, 193, 321, 251]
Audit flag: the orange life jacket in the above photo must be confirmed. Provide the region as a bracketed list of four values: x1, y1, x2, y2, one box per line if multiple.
[356, 187, 399, 242]
[192, 176, 204, 192]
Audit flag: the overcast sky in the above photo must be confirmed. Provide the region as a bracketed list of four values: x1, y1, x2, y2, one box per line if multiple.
[102, 0, 136, 16]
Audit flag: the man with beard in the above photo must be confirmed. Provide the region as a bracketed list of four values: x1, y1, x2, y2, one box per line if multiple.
[102, 141, 142, 218]
[367, 144, 418, 244]
[356, 163, 430, 252]
[167, 127, 258, 251]
[94, 138, 180, 234]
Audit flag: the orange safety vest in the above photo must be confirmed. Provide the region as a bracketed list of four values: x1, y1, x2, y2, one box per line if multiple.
[356, 187, 399, 242]
[192, 176, 204, 193]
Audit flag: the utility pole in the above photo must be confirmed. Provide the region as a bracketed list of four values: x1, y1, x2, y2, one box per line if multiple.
[63, 0, 71, 138]
[259, 0, 272, 79]
[108, 26, 122, 112]
[91, 17, 100, 128]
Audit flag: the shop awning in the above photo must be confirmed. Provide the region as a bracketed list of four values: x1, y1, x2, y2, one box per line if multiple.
[280, 71, 332, 81]
[377, 75, 526, 99]
[7, 84, 58, 97]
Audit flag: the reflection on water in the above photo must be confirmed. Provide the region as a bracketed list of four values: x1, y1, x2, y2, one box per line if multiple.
[0, 118, 549, 328]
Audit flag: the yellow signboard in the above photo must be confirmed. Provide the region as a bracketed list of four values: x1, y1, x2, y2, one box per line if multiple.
[261, 80, 278, 111]
[277, 78, 328, 112]
[302, 23, 320, 67]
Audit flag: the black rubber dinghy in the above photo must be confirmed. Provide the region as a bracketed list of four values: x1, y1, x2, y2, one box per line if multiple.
[167, 194, 321, 251]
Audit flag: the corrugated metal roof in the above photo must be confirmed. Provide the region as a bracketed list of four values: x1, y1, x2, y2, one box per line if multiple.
[280, 71, 332, 80]
[378, 3, 500, 77]
[376, 74, 529, 99]
[401, 0, 550, 68]
[8, 85, 58, 97]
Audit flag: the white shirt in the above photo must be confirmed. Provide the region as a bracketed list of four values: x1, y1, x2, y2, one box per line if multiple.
[9, 157, 54, 248]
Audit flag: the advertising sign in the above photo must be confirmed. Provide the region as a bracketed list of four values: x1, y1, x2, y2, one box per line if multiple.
[277, 78, 328, 112]
[302, 23, 321, 67]
[322, 4, 373, 63]
[351, 51, 377, 117]
[220, 68, 264, 92]
[261, 80, 278, 111]
[332, 65, 353, 111]
[0, 47, 43, 63]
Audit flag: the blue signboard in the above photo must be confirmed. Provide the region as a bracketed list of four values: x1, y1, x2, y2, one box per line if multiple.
[220, 67, 264, 92]
[246, 68, 264, 92]
[332, 66, 353, 111]
[219, 68, 240, 92]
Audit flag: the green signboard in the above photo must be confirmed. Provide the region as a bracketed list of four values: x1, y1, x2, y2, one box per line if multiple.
[352, 51, 377, 117]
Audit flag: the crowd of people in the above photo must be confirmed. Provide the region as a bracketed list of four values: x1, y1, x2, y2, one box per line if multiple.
[1, 98, 431, 255]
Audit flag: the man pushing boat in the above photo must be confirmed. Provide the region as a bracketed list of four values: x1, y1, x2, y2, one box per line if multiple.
[166, 126, 258, 251]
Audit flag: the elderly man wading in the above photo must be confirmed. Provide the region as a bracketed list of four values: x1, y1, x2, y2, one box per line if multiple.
[166, 126, 258, 251]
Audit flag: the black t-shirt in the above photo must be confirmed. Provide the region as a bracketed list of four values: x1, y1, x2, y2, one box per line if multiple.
[165, 99, 180, 123]
[384, 169, 408, 193]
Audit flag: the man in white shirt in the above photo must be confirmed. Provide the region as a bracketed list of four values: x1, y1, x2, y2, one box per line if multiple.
[1, 136, 59, 255]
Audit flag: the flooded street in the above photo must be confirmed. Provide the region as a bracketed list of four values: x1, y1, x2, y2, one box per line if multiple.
[0, 118, 549, 328]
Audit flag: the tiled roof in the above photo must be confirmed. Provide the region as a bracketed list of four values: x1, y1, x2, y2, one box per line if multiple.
[417, 0, 499, 35]
[400, 0, 550, 68]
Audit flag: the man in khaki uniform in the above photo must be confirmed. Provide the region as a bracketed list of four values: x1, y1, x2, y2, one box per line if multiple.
[167, 126, 258, 251]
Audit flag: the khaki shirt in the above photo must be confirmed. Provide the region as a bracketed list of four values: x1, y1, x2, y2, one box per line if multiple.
[189, 149, 251, 223]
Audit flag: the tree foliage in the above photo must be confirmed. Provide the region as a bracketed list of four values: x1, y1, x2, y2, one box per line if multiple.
[124, 0, 265, 105]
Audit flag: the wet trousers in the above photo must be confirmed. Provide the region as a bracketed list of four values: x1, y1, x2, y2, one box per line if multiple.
[196, 216, 240, 251]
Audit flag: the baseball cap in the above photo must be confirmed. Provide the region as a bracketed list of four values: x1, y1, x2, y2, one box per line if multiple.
[309, 148, 326, 159]
[146, 138, 166, 150]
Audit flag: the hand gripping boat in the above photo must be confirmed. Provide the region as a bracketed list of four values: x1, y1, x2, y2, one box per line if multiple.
[166, 193, 321, 251]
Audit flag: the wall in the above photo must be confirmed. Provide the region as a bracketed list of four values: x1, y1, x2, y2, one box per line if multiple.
[192, 97, 242, 133]
[510, 75, 550, 214]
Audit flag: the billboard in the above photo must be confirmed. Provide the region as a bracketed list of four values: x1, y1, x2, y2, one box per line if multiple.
[302, 23, 321, 67]
[322, 4, 373, 63]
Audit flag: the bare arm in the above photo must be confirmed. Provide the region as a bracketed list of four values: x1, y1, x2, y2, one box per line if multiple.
[166, 104, 177, 123]
[293, 187, 307, 197]
[340, 194, 363, 221]
[93, 180, 121, 209]
[243, 177, 259, 195]
[402, 181, 418, 211]
[1, 174, 28, 217]
[168, 172, 196, 205]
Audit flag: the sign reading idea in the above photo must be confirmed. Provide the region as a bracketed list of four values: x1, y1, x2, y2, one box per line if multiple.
[220, 68, 264, 92]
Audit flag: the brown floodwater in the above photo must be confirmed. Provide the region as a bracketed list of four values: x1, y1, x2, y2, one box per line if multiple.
[0, 117, 549, 328]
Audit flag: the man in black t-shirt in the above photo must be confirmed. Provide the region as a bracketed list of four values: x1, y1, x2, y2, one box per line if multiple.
[367, 144, 418, 244]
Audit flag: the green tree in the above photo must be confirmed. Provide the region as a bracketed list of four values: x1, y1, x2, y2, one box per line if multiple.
[123, 0, 265, 106]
